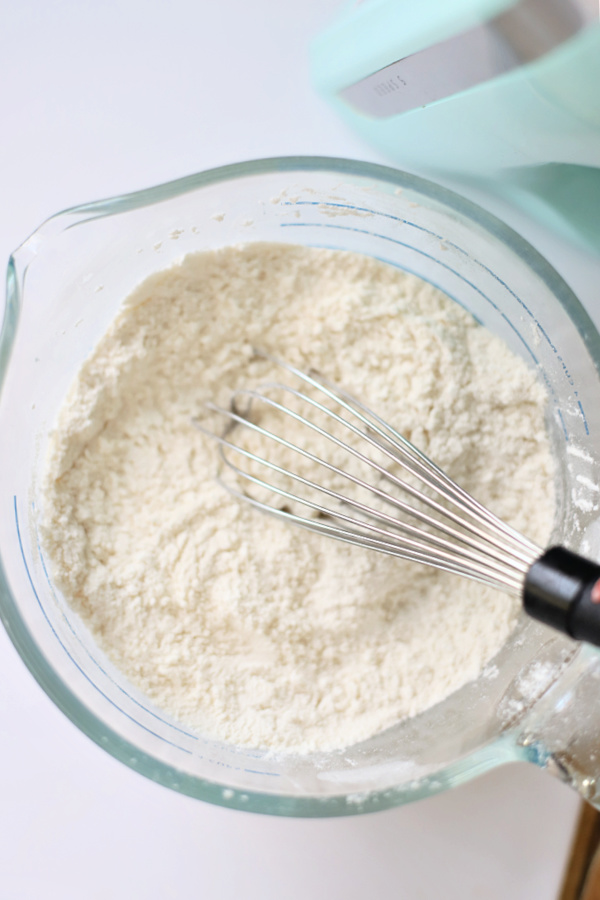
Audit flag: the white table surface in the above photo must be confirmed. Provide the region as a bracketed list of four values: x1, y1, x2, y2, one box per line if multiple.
[2, 2, 598, 897]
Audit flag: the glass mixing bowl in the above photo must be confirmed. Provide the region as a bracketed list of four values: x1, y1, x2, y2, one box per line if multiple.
[3, 157, 600, 817]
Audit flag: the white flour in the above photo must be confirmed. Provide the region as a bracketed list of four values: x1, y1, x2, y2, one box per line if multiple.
[41, 243, 555, 753]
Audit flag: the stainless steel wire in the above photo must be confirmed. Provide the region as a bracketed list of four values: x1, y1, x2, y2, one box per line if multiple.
[193, 352, 543, 596]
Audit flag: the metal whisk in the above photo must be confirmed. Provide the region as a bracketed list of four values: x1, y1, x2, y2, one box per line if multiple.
[194, 352, 600, 647]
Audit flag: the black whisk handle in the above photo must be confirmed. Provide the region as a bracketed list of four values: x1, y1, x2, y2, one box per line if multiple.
[523, 546, 600, 646]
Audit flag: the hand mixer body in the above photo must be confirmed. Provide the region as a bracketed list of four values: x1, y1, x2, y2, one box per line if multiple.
[311, 0, 600, 249]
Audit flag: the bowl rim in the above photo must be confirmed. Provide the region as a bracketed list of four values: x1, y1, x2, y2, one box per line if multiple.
[3, 155, 600, 817]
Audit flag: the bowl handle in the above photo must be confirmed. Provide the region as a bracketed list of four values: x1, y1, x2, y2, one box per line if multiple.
[519, 643, 600, 807]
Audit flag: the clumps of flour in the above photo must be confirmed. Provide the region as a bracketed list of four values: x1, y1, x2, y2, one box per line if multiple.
[41, 243, 556, 753]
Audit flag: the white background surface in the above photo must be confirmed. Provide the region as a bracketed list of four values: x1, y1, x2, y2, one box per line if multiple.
[2, 1, 599, 897]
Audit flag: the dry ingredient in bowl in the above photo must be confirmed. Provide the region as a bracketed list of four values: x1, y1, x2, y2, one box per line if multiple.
[41, 243, 555, 753]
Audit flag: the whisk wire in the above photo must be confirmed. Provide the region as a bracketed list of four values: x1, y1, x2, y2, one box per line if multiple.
[219, 463, 529, 593]
[212, 420, 527, 577]
[195, 353, 543, 595]
[220, 474, 526, 593]
[263, 356, 539, 556]
[206, 381, 537, 568]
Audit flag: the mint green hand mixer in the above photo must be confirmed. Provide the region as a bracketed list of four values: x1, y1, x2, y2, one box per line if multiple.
[312, 0, 600, 250]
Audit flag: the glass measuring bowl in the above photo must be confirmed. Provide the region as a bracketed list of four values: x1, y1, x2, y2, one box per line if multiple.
[2, 157, 600, 816]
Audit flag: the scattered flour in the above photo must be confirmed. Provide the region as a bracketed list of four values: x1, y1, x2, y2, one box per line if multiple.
[40, 243, 556, 753]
